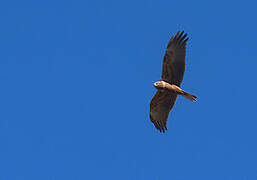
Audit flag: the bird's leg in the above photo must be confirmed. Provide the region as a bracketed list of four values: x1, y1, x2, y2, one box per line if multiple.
[166, 84, 183, 94]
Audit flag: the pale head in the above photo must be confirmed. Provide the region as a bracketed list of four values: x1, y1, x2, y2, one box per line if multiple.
[154, 80, 166, 89]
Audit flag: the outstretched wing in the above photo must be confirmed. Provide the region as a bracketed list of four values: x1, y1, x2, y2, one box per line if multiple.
[150, 90, 177, 133]
[161, 31, 189, 86]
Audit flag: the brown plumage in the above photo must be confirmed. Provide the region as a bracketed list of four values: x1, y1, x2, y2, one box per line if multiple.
[150, 31, 197, 133]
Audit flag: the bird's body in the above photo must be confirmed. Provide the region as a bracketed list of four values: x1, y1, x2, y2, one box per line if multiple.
[150, 31, 197, 133]
[154, 80, 197, 102]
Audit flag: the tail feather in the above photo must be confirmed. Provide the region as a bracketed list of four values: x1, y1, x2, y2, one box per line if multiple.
[181, 90, 197, 102]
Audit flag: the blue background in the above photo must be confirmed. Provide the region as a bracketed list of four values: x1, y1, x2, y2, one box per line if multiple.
[1, 0, 257, 179]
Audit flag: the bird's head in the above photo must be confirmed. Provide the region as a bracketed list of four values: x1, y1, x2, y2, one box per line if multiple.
[154, 80, 166, 89]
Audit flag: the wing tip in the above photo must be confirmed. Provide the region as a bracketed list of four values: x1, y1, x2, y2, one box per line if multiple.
[151, 119, 167, 133]
[171, 30, 189, 47]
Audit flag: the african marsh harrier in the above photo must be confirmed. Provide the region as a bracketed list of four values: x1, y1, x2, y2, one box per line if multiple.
[150, 31, 197, 133]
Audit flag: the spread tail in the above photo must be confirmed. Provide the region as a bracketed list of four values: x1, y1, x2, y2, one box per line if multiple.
[181, 90, 197, 102]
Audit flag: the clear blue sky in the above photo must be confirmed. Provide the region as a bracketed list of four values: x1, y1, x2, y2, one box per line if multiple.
[1, 0, 257, 179]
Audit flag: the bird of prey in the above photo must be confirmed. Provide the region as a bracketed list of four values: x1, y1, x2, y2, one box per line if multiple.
[150, 30, 197, 133]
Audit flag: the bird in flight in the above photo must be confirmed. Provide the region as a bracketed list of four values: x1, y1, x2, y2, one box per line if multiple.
[150, 30, 197, 133]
